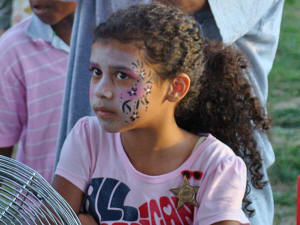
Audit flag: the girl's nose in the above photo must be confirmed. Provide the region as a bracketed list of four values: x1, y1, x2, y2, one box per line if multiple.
[93, 77, 113, 99]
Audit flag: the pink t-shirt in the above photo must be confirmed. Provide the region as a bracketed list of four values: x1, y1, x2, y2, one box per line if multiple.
[56, 117, 250, 225]
[0, 17, 68, 182]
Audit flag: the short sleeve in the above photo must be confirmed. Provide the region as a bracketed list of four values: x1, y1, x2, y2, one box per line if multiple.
[0, 38, 27, 146]
[208, 0, 277, 43]
[194, 156, 250, 225]
[55, 117, 93, 192]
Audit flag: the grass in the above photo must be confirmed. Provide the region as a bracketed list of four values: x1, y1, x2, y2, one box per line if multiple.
[267, 0, 300, 224]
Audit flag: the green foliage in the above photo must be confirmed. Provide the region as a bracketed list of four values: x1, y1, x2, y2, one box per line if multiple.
[285, 0, 296, 5]
[272, 109, 300, 127]
[267, 1, 300, 224]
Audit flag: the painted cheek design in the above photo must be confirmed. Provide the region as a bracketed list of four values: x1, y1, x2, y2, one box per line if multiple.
[126, 86, 144, 99]
[120, 60, 153, 123]
[130, 111, 139, 121]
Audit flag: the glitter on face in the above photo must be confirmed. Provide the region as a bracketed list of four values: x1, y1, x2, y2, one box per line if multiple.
[120, 60, 153, 123]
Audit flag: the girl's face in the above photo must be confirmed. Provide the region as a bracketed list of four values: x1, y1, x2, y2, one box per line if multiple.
[89, 40, 170, 132]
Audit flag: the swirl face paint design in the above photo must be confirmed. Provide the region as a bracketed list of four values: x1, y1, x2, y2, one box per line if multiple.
[120, 60, 153, 123]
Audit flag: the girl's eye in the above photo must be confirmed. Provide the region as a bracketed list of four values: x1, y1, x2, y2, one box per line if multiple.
[116, 72, 129, 80]
[91, 68, 102, 77]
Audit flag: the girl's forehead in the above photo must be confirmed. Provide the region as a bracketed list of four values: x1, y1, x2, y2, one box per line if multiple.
[90, 40, 145, 68]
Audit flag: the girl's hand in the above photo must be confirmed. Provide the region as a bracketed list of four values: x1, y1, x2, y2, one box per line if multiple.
[78, 213, 99, 225]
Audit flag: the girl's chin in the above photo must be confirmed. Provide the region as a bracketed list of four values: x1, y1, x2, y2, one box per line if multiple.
[96, 118, 125, 133]
[95, 114, 140, 133]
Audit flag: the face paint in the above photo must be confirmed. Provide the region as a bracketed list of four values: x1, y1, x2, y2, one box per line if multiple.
[120, 60, 153, 123]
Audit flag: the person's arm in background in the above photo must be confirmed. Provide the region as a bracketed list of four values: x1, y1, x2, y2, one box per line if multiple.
[205, 0, 281, 44]
[0, 0, 12, 35]
[155, 0, 279, 43]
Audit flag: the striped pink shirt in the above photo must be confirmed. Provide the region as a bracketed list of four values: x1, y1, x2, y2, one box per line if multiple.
[0, 16, 69, 182]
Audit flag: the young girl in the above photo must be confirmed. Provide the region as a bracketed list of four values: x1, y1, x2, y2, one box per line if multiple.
[53, 3, 270, 225]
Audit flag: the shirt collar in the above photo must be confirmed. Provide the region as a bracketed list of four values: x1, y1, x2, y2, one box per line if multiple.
[26, 14, 70, 53]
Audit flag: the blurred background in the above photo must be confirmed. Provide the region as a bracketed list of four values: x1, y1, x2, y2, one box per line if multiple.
[267, 0, 300, 224]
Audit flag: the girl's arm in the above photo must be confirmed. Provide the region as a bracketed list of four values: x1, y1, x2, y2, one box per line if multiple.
[52, 175, 98, 225]
[78, 214, 98, 225]
[52, 175, 84, 213]
[212, 221, 240, 225]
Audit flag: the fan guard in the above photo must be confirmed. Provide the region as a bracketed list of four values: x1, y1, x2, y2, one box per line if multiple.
[0, 155, 81, 225]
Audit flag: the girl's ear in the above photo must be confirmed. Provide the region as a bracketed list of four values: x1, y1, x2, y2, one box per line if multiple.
[166, 73, 190, 102]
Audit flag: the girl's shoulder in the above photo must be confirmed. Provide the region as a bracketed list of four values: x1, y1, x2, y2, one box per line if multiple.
[193, 134, 236, 157]
[191, 134, 245, 173]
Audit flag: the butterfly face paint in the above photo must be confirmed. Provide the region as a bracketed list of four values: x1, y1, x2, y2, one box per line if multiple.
[120, 60, 153, 123]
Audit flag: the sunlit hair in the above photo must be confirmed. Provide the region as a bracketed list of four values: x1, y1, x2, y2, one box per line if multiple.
[94, 3, 271, 216]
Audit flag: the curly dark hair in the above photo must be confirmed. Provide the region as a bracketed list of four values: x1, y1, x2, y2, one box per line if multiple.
[93, 3, 271, 216]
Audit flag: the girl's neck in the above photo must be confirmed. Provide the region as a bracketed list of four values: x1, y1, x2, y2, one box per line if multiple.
[123, 112, 181, 147]
[120, 117, 199, 175]
[51, 13, 74, 46]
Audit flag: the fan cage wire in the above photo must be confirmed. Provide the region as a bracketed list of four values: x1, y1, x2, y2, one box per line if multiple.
[0, 156, 80, 225]
[0, 171, 58, 225]
[0, 161, 60, 224]
[0, 162, 63, 225]
[0, 156, 81, 225]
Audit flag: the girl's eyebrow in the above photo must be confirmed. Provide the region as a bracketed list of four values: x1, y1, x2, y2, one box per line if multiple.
[111, 64, 135, 71]
[89, 62, 132, 71]
[89, 62, 101, 68]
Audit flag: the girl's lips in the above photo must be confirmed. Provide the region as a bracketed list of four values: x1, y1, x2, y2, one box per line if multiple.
[94, 107, 115, 119]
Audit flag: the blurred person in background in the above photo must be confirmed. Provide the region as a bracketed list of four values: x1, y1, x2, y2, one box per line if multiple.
[0, 0, 76, 183]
